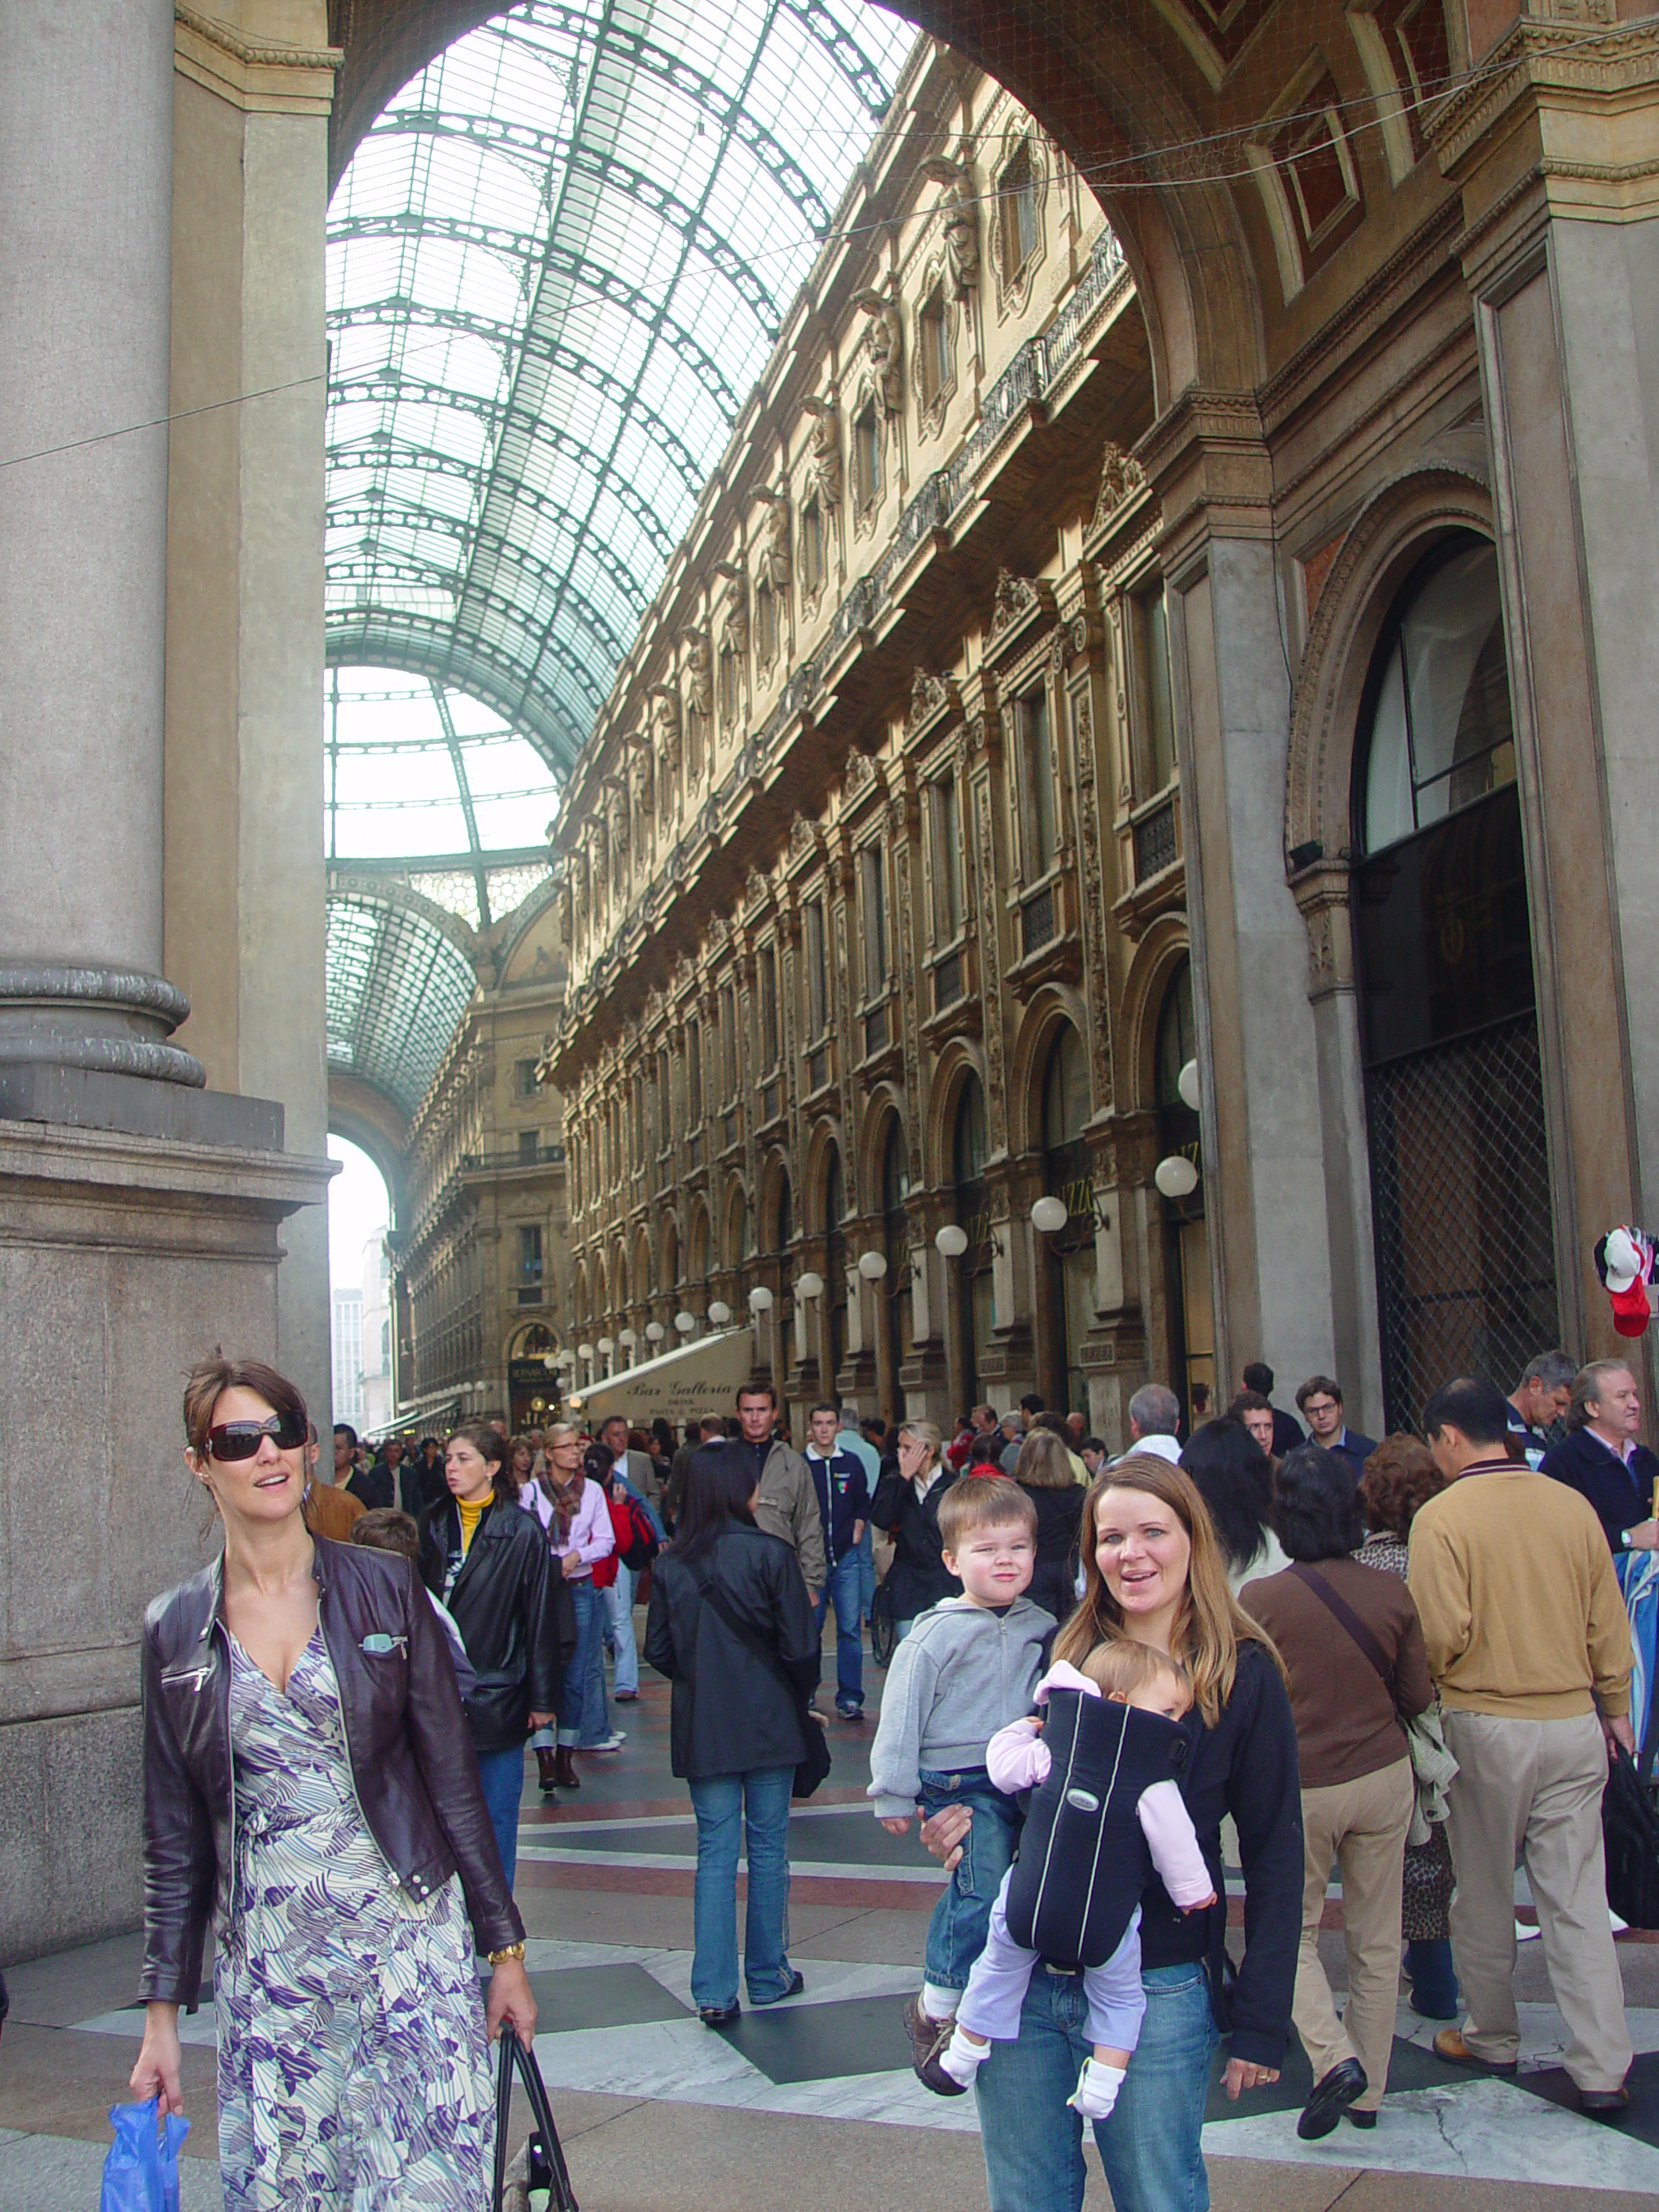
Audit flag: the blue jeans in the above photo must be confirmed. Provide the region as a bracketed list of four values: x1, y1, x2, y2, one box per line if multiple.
[975, 1960, 1218, 2212]
[558, 1577, 607, 1747]
[474, 1745, 524, 1893]
[917, 1767, 1021, 1993]
[605, 1561, 639, 1695]
[686, 1765, 797, 2009]
[813, 1554, 864, 1712]
[856, 1520, 874, 1621]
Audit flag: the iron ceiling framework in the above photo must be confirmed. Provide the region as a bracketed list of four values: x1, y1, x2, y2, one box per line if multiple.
[322, 0, 913, 1122]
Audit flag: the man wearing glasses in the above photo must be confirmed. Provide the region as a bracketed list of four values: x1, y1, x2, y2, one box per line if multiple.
[1295, 1376, 1377, 1480]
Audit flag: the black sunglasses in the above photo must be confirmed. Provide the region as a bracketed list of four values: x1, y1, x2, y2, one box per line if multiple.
[206, 1414, 308, 1461]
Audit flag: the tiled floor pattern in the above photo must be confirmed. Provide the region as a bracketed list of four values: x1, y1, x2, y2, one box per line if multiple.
[6, 1617, 1659, 2209]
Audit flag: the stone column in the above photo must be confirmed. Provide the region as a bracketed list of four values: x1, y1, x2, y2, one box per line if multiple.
[0, 0, 202, 1096]
[1435, 22, 1659, 1358]
[1147, 397, 1351, 1419]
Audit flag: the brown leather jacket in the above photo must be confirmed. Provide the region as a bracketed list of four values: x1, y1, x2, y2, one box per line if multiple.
[139, 1536, 523, 2009]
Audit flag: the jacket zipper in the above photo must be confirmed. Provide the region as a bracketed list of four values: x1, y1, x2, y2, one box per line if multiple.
[213, 1618, 238, 1930]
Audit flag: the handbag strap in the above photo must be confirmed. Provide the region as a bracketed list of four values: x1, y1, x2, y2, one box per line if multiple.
[693, 1562, 792, 1687]
[494, 2030, 578, 2212]
[1289, 1562, 1394, 1686]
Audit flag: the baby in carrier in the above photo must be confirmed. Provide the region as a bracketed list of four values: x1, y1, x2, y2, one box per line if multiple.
[937, 1640, 1217, 2118]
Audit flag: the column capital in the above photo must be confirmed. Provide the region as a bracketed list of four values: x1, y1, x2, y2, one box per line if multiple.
[1135, 390, 1273, 573]
[1431, 16, 1659, 289]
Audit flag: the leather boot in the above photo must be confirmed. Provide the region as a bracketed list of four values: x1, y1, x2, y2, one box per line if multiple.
[536, 1745, 560, 1795]
[554, 1745, 581, 1789]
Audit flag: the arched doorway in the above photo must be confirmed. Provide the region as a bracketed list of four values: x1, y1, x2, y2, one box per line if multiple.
[953, 1073, 993, 1411]
[1352, 534, 1556, 1429]
[823, 1143, 847, 1400]
[1155, 960, 1212, 1421]
[1039, 1024, 1094, 1416]
[880, 1116, 912, 1420]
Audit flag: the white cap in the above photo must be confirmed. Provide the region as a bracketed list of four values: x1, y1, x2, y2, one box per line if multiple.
[1605, 1225, 1643, 1294]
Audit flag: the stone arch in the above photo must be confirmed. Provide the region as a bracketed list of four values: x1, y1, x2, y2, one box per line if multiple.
[590, 1252, 608, 1323]
[633, 1224, 655, 1301]
[326, 1067, 408, 1224]
[1121, 913, 1193, 1116]
[856, 1082, 911, 1205]
[1286, 463, 1496, 866]
[573, 1260, 589, 1330]
[803, 1114, 850, 1236]
[611, 1241, 629, 1319]
[660, 1209, 682, 1289]
[721, 1173, 753, 1268]
[686, 1196, 714, 1285]
[757, 1147, 795, 1253]
[924, 1039, 988, 1192]
[1007, 984, 1091, 1160]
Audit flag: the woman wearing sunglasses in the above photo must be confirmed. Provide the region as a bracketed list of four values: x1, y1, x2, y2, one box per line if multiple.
[130, 1355, 536, 2209]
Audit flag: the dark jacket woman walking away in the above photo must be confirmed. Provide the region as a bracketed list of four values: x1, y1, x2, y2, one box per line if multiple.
[1013, 1428, 1085, 1624]
[132, 1357, 535, 2212]
[645, 1440, 820, 2024]
[419, 1421, 567, 1887]
[1243, 1445, 1433, 2136]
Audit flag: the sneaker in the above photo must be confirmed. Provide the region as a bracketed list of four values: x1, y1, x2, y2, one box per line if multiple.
[1515, 1916, 1541, 1942]
[901, 1993, 966, 2096]
[582, 1732, 627, 1752]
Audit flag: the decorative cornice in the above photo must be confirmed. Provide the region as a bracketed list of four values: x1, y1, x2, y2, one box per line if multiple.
[1429, 16, 1659, 175]
[175, 4, 341, 113]
[176, 4, 341, 67]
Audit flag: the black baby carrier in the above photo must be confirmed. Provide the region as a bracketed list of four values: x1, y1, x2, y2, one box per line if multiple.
[1003, 1688, 1189, 1971]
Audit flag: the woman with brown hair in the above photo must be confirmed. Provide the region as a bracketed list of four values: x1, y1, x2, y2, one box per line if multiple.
[1357, 1433, 1459, 2021]
[417, 1421, 565, 1883]
[1012, 1427, 1085, 1624]
[130, 1356, 535, 2208]
[945, 1453, 1302, 2212]
[521, 1421, 616, 1787]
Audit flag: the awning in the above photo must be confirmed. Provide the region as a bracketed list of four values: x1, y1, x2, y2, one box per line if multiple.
[567, 1326, 760, 1430]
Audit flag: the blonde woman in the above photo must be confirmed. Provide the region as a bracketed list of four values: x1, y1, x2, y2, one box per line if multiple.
[521, 1421, 614, 1788]
[922, 1455, 1301, 2211]
[868, 1419, 961, 1637]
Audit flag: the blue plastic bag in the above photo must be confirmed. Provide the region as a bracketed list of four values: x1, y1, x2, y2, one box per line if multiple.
[100, 2097, 189, 2212]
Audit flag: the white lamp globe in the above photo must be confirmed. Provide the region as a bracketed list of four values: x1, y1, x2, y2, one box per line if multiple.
[543, 1351, 558, 1370]
[674, 1310, 696, 1334]
[935, 1224, 969, 1259]
[748, 1285, 774, 1313]
[619, 1328, 637, 1348]
[577, 1342, 595, 1362]
[597, 1336, 614, 1356]
[645, 1320, 665, 1343]
[1030, 1194, 1069, 1235]
[1154, 1154, 1199, 1199]
[707, 1300, 733, 1326]
[1177, 1057, 1201, 1113]
[857, 1249, 888, 1281]
[796, 1270, 824, 1300]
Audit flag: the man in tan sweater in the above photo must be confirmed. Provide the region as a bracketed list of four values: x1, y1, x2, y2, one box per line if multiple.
[1409, 1376, 1634, 2111]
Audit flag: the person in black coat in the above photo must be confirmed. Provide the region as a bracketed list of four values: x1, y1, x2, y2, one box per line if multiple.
[1541, 1358, 1659, 1557]
[869, 1419, 963, 1632]
[1011, 1427, 1085, 1623]
[645, 1440, 820, 2024]
[419, 1422, 571, 1889]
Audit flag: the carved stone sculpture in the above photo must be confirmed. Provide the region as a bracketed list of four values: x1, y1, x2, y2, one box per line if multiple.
[754, 490, 791, 589]
[1092, 442, 1147, 529]
[855, 291, 902, 419]
[802, 397, 842, 508]
[651, 683, 681, 770]
[683, 631, 713, 720]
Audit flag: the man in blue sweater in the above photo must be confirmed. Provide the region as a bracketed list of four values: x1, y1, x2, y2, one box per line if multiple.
[806, 1402, 870, 1716]
[1541, 1359, 1659, 1556]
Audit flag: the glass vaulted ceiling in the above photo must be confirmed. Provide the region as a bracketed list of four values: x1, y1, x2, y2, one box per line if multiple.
[322, 0, 914, 1124]
[325, 0, 917, 776]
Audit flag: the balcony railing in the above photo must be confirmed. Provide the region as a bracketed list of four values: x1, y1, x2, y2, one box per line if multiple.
[460, 1144, 567, 1172]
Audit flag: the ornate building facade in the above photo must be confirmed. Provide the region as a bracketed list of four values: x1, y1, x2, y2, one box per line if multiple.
[544, 52, 1201, 1438]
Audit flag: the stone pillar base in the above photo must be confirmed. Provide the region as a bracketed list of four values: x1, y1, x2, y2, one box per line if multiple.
[0, 1118, 331, 1964]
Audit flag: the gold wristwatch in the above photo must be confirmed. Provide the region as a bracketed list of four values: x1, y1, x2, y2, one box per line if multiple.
[487, 1942, 526, 1966]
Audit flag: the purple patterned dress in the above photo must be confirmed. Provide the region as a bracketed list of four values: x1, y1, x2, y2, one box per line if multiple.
[216, 1630, 495, 2209]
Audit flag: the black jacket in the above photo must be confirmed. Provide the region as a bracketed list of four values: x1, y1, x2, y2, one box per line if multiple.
[346, 1461, 394, 1511]
[1139, 1639, 1302, 2069]
[139, 1539, 522, 2009]
[870, 1467, 963, 1620]
[419, 1491, 571, 1753]
[1542, 1426, 1659, 1554]
[1270, 1408, 1304, 1460]
[645, 1525, 820, 1780]
[1020, 1481, 1085, 1624]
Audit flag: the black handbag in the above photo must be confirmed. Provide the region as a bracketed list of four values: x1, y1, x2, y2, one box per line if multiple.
[693, 1567, 831, 1799]
[493, 2029, 578, 2212]
[1603, 1739, 1659, 1930]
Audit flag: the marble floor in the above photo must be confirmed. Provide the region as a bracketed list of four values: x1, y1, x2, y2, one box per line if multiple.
[5, 1612, 1658, 2211]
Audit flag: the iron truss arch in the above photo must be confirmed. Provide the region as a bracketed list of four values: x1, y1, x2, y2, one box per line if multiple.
[326, 0, 915, 775]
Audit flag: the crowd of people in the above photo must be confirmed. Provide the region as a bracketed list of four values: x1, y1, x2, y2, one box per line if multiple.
[123, 1339, 1654, 2209]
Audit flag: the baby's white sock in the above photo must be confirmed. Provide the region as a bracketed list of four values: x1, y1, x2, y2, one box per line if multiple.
[940, 2026, 991, 2087]
[921, 1982, 958, 2022]
[1067, 2057, 1128, 2120]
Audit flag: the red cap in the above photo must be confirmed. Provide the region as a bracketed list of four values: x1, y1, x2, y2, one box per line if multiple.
[1610, 1278, 1651, 1338]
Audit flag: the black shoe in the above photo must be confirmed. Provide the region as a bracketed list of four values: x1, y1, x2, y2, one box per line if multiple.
[902, 1993, 966, 2095]
[1579, 2084, 1630, 2117]
[1346, 2109, 1377, 2130]
[1297, 2057, 1368, 2141]
[699, 2002, 741, 2028]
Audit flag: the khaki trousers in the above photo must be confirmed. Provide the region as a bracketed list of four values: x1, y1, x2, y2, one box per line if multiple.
[1293, 1756, 1414, 2111]
[1442, 1707, 1632, 2092]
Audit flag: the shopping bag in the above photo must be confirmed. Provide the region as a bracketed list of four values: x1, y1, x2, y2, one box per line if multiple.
[493, 2031, 578, 2212]
[1603, 1739, 1659, 1929]
[100, 2097, 189, 2212]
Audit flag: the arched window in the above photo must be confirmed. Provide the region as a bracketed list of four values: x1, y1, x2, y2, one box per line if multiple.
[952, 1073, 992, 1407]
[1352, 532, 1554, 1426]
[1039, 1023, 1093, 1413]
[690, 1208, 710, 1285]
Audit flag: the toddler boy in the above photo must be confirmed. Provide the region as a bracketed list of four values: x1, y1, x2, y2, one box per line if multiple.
[867, 1477, 1054, 2093]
